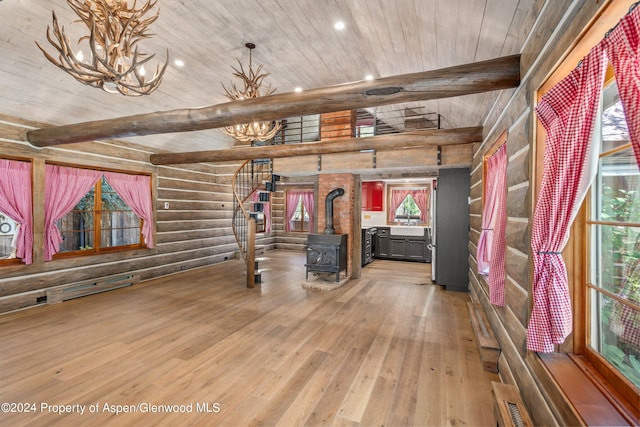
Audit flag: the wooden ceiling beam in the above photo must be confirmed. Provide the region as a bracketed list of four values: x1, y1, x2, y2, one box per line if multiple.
[149, 127, 482, 165]
[26, 55, 519, 147]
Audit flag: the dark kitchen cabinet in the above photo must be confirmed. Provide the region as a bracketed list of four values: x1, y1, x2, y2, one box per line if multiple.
[376, 227, 390, 257]
[375, 227, 428, 262]
[361, 228, 373, 267]
[406, 238, 428, 261]
[362, 181, 384, 211]
[389, 237, 427, 261]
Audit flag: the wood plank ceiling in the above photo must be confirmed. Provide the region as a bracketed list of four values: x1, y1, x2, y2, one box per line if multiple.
[0, 0, 539, 153]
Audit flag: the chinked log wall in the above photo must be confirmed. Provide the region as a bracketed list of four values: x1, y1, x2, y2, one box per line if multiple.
[467, 1, 614, 426]
[0, 114, 244, 314]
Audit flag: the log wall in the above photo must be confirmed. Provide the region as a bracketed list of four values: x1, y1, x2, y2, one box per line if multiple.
[468, 1, 616, 425]
[0, 114, 239, 314]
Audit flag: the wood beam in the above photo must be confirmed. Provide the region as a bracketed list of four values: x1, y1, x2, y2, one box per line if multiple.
[27, 55, 519, 147]
[149, 127, 482, 165]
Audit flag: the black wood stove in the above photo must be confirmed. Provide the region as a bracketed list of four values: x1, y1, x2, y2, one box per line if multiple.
[305, 188, 348, 282]
[305, 233, 348, 282]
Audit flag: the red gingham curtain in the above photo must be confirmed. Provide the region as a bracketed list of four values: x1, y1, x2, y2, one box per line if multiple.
[44, 165, 102, 261]
[285, 191, 301, 232]
[410, 188, 430, 223]
[0, 159, 33, 264]
[527, 45, 607, 352]
[477, 143, 508, 306]
[602, 6, 640, 165]
[388, 189, 410, 222]
[301, 191, 315, 233]
[104, 172, 155, 248]
[477, 144, 505, 274]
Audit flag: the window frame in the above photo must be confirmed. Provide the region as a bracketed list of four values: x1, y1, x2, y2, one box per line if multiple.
[0, 156, 32, 267]
[534, 0, 640, 411]
[285, 189, 313, 233]
[477, 131, 507, 277]
[386, 183, 431, 226]
[582, 121, 640, 397]
[482, 131, 507, 210]
[50, 164, 150, 259]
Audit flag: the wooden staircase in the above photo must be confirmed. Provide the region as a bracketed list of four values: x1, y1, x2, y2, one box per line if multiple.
[231, 158, 278, 288]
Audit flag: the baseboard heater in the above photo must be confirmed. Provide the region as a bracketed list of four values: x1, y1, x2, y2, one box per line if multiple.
[46, 274, 140, 303]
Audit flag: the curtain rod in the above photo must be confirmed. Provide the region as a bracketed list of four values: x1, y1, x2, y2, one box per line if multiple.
[576, 1, 640, 69]
[605, 1, 639, 38]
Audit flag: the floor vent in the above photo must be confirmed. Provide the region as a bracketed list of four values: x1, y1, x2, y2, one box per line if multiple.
[492, 382, 533, 427]
[507, 402, 524, 427]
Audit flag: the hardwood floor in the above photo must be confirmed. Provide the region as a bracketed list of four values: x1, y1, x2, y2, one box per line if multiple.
[0, 251, 499, 426]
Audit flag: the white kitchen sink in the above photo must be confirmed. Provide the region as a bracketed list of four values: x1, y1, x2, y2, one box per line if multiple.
[389, 226, 425, 236]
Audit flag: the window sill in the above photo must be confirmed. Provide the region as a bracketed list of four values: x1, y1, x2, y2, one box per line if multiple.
[539, 353, 638, 426]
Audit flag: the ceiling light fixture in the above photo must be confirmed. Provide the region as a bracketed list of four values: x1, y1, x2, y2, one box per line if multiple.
[36, 0, 169, 96]
[220, 43, 283, 144]
[334, 21, 345, 30]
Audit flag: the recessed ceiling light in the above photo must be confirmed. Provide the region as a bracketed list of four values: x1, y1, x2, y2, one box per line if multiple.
[365, 74, 374, 81]
[294, 87, 303, 93]
[174, 59, 185, 67]
[334, 21, 345, 31]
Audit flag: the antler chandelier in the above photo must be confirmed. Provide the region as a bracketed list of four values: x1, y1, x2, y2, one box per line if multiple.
[221, 43, 283, 144]
[36, 0, 168, 96]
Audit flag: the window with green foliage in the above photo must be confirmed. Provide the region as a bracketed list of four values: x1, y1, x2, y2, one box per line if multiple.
[587, 81, 640, 389]
[394, 195, 421, 222]
[387, 184, 430, 225]
[57, 177, 142, 254]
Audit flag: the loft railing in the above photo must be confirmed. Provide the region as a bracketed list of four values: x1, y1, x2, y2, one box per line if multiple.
[270, 106, 441, 144]
[231, 158, 273, 288]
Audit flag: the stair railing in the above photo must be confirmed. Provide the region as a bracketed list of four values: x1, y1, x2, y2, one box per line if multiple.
[231, 158, 273, 288]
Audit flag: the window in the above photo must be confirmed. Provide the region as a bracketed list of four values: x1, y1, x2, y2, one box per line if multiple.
[356, 124, 375, 138]
[0, 213, 19, 260]
[477, 134, 508, 306]
[286, 190, 314, 233]
[586, 81, 640, 390]
[0, 158, 33, 265]
[394, 194, 421, 223]
[289, 197, 310, 232]
[533, 0, 640, 411]
[387, 184, 431, 225]
[57, 177, 142, 254]
[45, 164, 154, 260]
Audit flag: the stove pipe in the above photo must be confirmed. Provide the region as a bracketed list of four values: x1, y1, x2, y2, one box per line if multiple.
[324, 187, 345, 234]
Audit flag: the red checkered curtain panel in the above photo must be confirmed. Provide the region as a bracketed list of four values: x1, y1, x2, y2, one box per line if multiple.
[388, 188, 410, 223]
[602, 5, 640, 166]
[486, 144, 508, 306]
[476, 144, 507, 277]
[527, 45, 607, 352]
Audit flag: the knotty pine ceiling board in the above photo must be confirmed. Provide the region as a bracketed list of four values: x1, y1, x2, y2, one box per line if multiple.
[0, 0, 535, 153]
